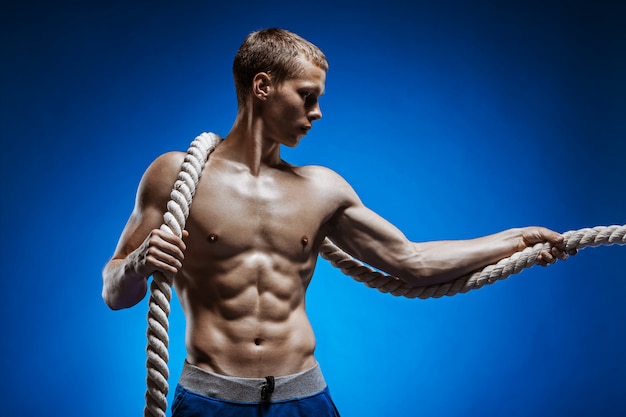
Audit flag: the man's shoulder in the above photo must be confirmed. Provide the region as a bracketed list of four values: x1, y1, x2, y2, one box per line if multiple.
[137, 151, 187, 198]
[293, 164, 348, 184]
[292, 164, 358, 200]
[143, 151, 186, 179]
[151, 151, 187, 170]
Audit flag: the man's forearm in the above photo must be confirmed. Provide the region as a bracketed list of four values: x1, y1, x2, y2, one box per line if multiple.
[399, 228, 523, 287]
[102, 258, 148, 310]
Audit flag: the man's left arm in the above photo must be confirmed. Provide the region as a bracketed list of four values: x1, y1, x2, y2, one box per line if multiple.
[325, 182, 571, 288]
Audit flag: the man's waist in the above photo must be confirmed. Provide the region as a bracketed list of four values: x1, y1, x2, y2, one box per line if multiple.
[178, 360, 327, 402]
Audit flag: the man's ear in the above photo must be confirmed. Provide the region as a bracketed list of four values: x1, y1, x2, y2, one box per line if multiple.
[252, 72, 272, 100]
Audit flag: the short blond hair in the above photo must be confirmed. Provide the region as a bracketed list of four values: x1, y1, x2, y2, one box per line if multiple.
[232, 28, 328, 105]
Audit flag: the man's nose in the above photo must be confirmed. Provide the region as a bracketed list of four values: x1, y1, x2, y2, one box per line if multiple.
[308, 102, 322, 121]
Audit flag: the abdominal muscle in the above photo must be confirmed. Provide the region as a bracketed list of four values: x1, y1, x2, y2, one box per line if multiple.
[175, 249, 318, 378]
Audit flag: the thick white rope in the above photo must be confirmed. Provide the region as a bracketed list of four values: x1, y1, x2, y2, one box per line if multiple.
[144, 132, 221, 417]
[143, 131, 624, 414]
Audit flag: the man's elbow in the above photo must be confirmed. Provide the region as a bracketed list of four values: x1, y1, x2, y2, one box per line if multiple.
[101, 261, 145, 310]
[101, 275, 142, 310]
[395, 253, 446, 287]
[102, 288, 125, 311]
[389, 247, 426, 285]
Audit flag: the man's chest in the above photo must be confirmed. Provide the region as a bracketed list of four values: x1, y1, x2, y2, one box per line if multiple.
[184, 170, 335, 259]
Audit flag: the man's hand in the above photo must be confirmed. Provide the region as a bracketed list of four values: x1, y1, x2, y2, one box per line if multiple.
[129, 228, 189, 281]
[519, 226, 577, 266]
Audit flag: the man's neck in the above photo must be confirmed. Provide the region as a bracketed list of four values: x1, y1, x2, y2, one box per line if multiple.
[221, 110, 283, 176]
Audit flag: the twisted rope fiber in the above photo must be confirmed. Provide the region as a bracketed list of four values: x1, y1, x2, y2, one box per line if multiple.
[144, 132, 221, 417]
[143, 131, 624, 414]
[319, 224, 626, 299]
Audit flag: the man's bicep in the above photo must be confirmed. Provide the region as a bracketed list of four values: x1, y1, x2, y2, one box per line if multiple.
[326, 202, 413, 275]
[110, 154, 181, 259]
[111, 204, 163, 259]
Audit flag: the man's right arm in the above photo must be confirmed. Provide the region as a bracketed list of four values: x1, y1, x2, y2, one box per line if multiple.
[102, 152, 186, 310]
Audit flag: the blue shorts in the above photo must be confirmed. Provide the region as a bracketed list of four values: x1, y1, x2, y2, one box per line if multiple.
[172, 361, 341, 417]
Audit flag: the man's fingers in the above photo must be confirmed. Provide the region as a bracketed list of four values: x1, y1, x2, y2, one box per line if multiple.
[542, 229, 565, 249]
[147, 242, 185, 265]
[149, 230, 186, 256]
[550, 246, 568, 260]
[152, 257, 181, 275]
[535, 251, 544, 265]
[144, 249, 184, 276]
[139, 229, 188, 278]
[524, 227, 577, 266]
[148, 248, 184, 268]
[154, 229, 187, 250]
[536, 250, 557, 266]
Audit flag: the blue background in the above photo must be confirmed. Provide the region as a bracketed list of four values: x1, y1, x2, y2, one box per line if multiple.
[1, 0, 625, 416]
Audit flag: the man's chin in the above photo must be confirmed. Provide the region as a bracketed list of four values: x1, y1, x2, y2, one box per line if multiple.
[285, 134, 306, 147]
[284, 140, 300, 148]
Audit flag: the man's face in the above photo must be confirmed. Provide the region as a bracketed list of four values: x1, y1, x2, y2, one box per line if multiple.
[264, 58, 326, 147]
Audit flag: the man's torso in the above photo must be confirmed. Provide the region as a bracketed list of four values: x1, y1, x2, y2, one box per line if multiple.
[172, 153, 346, 377]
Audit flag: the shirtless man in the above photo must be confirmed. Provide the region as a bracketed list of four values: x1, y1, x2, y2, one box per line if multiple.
[102, 28, 572, 416]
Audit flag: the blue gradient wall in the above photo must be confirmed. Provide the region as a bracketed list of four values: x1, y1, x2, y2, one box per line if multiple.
[1, 1, 624, 416]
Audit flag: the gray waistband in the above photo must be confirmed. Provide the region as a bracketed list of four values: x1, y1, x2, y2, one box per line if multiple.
[178, 361, 327, 403]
